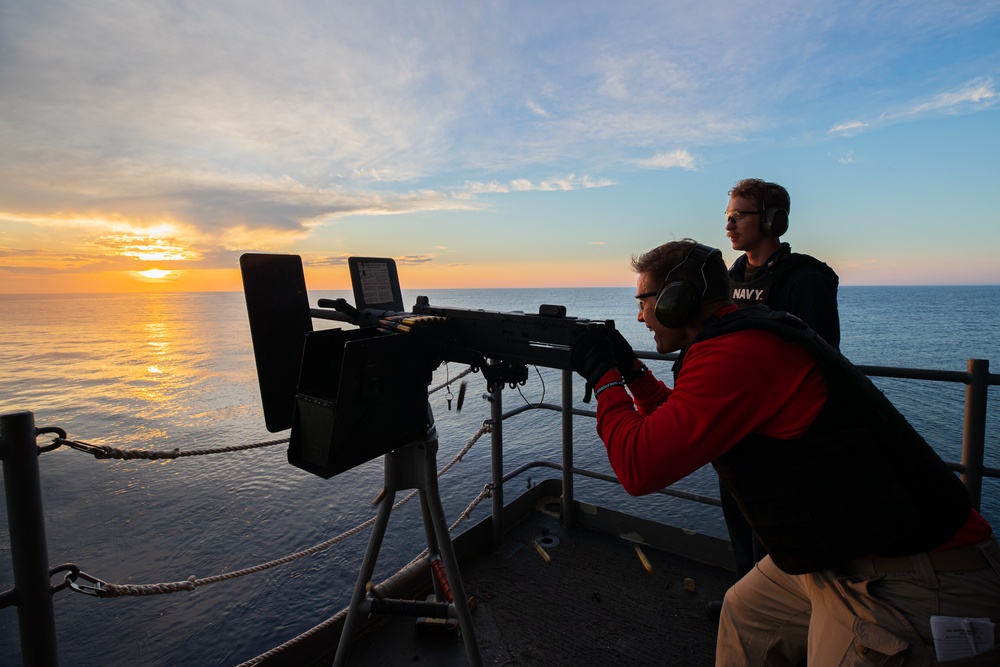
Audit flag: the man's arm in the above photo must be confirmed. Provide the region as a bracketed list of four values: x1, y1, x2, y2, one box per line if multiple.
[594, 331, 824, 495]
[626, 369, 671, 416]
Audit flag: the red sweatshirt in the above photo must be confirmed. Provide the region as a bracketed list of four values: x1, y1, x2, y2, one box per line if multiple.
[593, 310, 990, 545]
[594, 323, 824, 496]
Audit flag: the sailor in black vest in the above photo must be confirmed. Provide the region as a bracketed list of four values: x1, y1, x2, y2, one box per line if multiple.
[714, 179, 841, 615]
[570, 239, 1000, 666]
[725, 179, 839, 348]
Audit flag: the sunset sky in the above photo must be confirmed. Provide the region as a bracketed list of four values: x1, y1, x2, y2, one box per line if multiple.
[2, 1, 999, 294]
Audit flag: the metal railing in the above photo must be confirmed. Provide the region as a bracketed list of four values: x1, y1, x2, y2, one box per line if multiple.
[1, 411, 60, 667]
[2, 357, 998, 666]
[484, 356, 1000, 541]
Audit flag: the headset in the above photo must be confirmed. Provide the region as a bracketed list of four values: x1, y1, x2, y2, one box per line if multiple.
[760, 182, 789, 237]
[654, 243, 722, 328]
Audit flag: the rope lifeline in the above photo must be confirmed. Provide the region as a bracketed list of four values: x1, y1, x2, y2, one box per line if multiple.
[79, 420, 492, 598]
[52, 436, 289, 460]
[48, 365, 475, 460]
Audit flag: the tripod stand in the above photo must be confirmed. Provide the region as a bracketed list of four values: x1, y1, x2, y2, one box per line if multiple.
[332, 425, 481, 666]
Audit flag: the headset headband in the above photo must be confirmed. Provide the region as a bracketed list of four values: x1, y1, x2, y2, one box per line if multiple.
[653, 243, 721, 328]
[660, 243, 719, 297]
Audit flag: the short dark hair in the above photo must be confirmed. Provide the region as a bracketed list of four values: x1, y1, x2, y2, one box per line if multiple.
[729, 178, 790, 216]
[631, 238, 730, 304]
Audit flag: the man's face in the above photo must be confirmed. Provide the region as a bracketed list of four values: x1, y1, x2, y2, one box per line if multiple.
[636, 271, 686, 354]
[725, 194, 765, 252]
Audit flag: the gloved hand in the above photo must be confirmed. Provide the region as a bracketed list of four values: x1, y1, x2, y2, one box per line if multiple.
[571, 330, 618, 390]
[606, 327, 643, 381]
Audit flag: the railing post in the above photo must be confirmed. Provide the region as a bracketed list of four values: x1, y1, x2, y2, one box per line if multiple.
[561, 369, 576, 528]
[1, 411, 60, 667]
[490, 381, 504, 546]
[960, 359, 989, 511]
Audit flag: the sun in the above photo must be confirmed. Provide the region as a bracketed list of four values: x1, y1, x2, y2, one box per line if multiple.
[138, 268, 172, 280]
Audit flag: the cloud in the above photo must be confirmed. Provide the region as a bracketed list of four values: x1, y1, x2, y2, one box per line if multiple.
[635, 149, 699, 171]
[526, 100, 550, 117]
[835, 151, 857, 165]
[1, 172, 483, 241]
[90, 233, 203, 262]
[464, 174, 616, 194]
[394, 254, 436, 265]
[307, 254, 352, 267]
[904, 77, 997, 116]
[307, 252, 434, 267]
[0, 247, 177, 273]
[0, 1, 762, 213]
[828, 77, 997, 136]
[828, 121, 869, 135]
[3, 0, 1000, 285]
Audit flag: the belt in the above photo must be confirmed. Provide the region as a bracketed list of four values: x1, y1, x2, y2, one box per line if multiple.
[859, 545, 991, 574]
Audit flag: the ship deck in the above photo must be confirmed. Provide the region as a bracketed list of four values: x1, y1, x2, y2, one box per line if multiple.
[344, 484, 736, 666]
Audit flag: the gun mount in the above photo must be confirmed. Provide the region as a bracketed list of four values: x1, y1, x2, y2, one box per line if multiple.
[240, 253, 618, 665]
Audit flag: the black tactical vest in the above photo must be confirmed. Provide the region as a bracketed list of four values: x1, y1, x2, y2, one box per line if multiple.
[674, 306, 972, 574]
[729, 249, 838, 307]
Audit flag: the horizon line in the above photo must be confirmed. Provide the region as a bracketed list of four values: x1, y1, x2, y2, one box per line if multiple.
[3, 283, 1000, 298]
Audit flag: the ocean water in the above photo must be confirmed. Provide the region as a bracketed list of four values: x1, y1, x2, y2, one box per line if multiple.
[1, 285, 999, 666]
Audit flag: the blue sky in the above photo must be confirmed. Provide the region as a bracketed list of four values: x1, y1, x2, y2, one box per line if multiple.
[1, 1, 998, 292]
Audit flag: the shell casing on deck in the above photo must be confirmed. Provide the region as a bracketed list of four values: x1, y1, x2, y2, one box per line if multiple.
[533, 540, 552, 564]
[634, 544, 654, 574]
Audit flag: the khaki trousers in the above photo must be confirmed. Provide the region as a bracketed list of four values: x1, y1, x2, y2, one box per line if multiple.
[716, 538, 1000, 666]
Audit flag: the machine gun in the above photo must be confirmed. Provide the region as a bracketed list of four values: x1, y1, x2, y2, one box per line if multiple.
[241, 253, 615, 666]
[240, 253, 614, 480]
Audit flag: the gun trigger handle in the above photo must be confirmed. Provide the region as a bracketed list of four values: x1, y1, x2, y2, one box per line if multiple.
[318, 298, 360, 320]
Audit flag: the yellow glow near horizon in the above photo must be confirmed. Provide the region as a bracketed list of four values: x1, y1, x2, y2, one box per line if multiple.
[138, 268, 172, 280]
[100, 231, 200, 262]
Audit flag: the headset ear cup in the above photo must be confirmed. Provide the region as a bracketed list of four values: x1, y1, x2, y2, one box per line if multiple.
[762, 208, 789, 237]
[655, 281, 700, 328]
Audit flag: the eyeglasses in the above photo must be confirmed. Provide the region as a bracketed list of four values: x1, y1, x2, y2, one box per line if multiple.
[635, 291, 657, 313]
[725, 209, 762, 222]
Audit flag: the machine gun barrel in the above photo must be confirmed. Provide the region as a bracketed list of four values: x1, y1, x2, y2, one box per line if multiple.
[408, 297, 611, 373]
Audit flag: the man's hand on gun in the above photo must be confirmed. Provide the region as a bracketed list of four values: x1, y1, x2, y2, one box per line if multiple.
[606, 328, 644, 382]
[572, 328, 643, 402]
[571, 331, 618, 402]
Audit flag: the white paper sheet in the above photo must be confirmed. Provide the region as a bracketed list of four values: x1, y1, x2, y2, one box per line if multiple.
[930, 616, 995, 661]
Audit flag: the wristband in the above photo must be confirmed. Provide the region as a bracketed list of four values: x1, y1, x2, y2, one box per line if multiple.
[594, 379, 625, 396]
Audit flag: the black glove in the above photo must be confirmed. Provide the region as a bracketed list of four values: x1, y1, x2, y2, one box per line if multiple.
[606, 327, 643, 382]
[571, 331, 618, 391]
